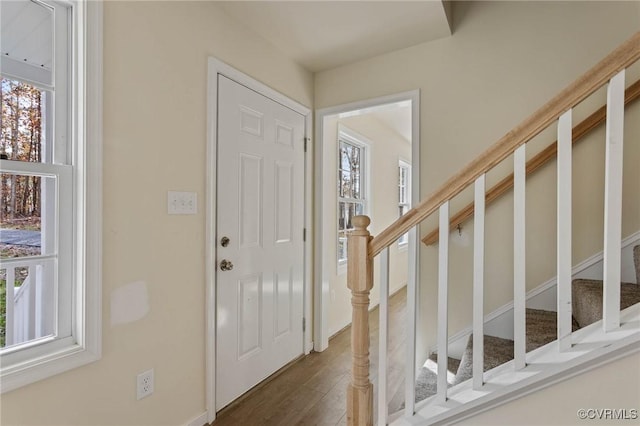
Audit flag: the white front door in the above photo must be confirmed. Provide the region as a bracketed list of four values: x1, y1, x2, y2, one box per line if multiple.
[215, 75, 305, 410]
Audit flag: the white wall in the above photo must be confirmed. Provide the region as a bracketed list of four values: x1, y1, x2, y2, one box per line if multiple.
[315, 0, 640, 369]
[323, 113, 411, 335]
[0, 2, 313, 426]
[457, 352, 640, 425]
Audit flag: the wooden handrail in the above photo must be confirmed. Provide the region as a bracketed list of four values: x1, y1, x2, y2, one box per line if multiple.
[421, 77, 640, 245]
[368, 31, 640, 258]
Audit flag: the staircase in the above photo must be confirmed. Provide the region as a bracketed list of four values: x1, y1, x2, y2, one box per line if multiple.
[345, 32, 640, 426]
[416, 247, 640, 403]
[391, 246, 640, 410]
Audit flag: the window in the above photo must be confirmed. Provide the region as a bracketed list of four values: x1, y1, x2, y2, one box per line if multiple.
[337, 132, 367, 264]
[398, 161, 411, 246]
[0, 0, 102, 392]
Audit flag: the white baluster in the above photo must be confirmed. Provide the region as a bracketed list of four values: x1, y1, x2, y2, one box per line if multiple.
[378, 247, 390, 425]
[437, 202, 449, 403]
[26, 266, 36, 340]
[5, 267, 15, 347]
[557, 110, 573, 351]
[473, 175, 485, 389]
[514, 145, 526, 370]
[35, 264, 44, 338]
[404, 226, 418, 418]
[603, 69, 625, 332]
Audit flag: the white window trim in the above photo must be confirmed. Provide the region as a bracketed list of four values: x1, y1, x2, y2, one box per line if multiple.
[0, 0, 103, 393]
[336, 125, 370, 273]
[398, 159, 411, 250]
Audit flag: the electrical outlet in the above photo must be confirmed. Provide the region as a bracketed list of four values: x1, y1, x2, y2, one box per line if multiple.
[137, 369, 154, 400]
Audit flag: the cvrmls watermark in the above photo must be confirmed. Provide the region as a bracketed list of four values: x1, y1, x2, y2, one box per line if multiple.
[577, 408, 638, 420]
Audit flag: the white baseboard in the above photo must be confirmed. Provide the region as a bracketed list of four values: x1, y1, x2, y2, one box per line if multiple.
[185, 411, 208, 426]
[443, 231, 640, 358]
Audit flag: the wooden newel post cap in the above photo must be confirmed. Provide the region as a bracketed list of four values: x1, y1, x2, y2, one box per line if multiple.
[351, 216, 371, 235]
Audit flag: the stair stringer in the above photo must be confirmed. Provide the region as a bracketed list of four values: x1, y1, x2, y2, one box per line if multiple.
[390, 303, 640, 426]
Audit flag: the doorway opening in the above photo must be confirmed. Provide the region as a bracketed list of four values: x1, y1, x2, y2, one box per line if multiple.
[314, 91, 420, 352]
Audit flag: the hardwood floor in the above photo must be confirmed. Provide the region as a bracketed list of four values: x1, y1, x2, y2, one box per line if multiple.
[211, 287, 408, 426]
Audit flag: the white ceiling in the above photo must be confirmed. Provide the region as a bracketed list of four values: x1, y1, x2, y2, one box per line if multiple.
[340, 101, 412, 142]
[1, 1, 452, 76]
[217, 1, 453, 72]
[1, 1, 416, 155]
[368, 103, 412, 142]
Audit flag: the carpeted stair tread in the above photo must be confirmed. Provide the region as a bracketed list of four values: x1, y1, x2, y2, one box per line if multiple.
[454, 334, 514, 385]
[395, 354, 461, 409]
[635, 245, 640, 284]
[411, 354, 460, 403]
[526, 308, 558, 352]
[454, 308, 569, 385]
[526, 308, 580, 351]
[572, 279, 640, 328]
[427, 351, 461, 373]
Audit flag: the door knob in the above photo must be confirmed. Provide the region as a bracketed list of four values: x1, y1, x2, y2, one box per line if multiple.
[219, 259, 234, 271]
[220, 236, 230, 247]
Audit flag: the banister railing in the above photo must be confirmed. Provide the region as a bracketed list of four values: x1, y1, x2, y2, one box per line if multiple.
[346, 31, 640, 426]
[422, 77, 640, 246]
[368, 31, 640, 258]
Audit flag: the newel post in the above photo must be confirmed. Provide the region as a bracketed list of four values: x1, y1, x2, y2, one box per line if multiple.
[346, 215, 374, 426]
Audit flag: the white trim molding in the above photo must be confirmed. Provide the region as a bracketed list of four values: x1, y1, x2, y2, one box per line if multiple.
[184, 412, 208, 426]
[314, 90, 420, 352]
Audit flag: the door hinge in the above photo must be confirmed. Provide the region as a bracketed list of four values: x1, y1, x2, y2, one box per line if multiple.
[303, 228, 306, 242]
[302, 317, 306, 332]
[304, 137, 310, 152]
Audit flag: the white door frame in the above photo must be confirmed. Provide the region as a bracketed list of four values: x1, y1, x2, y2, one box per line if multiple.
[205, 57, 313, 423]
[313, 90, 421, 351]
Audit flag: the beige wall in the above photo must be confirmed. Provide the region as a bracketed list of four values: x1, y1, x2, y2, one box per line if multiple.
[458, 352, 640, 425]
[315, 0, 640, 368]
[0, 2, 312, 426]
[323, 114, 411, 335]
[2, 2, 639, 425]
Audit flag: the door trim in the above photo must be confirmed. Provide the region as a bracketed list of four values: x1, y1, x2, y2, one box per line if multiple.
[205, 57, 312, 423]
[313, 90, 421, 351]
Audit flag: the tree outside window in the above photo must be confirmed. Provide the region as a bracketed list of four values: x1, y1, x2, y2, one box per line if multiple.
[338, 138, 366, 264]
[0, 78, 49, 347]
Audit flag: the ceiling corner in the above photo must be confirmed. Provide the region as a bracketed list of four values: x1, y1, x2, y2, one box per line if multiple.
[442, 1, 455, 35]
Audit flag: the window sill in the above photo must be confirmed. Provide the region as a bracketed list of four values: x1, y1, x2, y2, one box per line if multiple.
[1, 340, 101, 393]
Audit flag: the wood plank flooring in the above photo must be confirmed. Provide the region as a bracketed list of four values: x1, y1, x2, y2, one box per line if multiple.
[211, 287, 407, 426]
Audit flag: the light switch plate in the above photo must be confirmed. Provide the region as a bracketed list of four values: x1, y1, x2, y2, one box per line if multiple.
[168, 191, 197, 215]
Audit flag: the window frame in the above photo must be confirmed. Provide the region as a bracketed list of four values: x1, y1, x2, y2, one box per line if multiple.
[337, 126, 369, 268]
[0, 0, 103, 393]
[398, 159, 411, 248]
